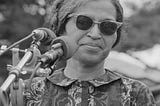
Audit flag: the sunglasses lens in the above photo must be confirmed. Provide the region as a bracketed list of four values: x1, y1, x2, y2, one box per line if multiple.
[75, 15, 120, 35]
[76, 15, 93, 30]
[100, 21, 118, 35]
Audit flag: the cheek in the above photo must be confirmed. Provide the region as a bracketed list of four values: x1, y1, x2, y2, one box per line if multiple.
[65, 19, 83, 34]
[65, 21, 77, 36]
[65, 20, 84, 37]
[65, 21, 87, 45]
[103, 34, 117, 48]
[112, 34, 118, 45]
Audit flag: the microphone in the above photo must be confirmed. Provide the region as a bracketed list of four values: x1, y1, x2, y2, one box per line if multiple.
[39, 36, 79, 67]
[14, 28, 57, 73]
[32, 28, 57, 45]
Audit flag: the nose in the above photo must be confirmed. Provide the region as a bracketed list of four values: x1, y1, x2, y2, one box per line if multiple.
[87, 24, 101, 39]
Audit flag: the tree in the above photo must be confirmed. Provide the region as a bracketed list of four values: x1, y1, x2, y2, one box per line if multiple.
[119, 2, 160, 52]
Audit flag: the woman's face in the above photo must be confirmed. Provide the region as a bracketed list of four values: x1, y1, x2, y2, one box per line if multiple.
[64, 0, 118, 65]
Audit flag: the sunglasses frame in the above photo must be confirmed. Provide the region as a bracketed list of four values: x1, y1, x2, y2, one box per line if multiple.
[68, 14, 123, 35]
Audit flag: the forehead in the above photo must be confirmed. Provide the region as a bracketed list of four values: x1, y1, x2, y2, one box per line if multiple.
[74, 0, 116, 20]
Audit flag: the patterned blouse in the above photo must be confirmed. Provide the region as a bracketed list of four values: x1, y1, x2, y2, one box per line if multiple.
[23, 69, 156, 106]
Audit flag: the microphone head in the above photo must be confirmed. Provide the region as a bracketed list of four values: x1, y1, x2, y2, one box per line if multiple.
[52, 36, 79, 60]
[33, 28, 57, 46]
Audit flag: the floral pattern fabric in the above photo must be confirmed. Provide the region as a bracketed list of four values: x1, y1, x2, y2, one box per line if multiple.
[23, 69, 156, 106]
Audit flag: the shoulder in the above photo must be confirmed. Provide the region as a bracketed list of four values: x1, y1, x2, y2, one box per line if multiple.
[105, 69, 147, 94]
[114, 71, 151, 95]
[114, 72, 156, 105]
[119, 73, 152, 97]
[109, 70, 149, 91]
[23, 68, 66, 97]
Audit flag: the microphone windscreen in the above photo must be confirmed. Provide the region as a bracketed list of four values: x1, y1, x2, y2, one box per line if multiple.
[36, 28, 57, 46]
[52, 36, 79, 60]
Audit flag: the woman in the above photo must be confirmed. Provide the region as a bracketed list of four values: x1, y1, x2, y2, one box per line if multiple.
[23, 0, 156, 105]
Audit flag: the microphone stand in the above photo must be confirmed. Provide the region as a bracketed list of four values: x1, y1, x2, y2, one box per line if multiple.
[0, 40, 41, 106]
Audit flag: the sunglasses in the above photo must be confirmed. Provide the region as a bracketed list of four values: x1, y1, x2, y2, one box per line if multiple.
[68, 14, 122, 36]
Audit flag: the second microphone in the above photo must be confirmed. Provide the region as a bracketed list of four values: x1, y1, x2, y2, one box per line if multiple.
[39, 36, 79, 67]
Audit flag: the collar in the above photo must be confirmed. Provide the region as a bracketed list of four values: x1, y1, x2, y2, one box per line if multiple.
[47, 68, 121, 87]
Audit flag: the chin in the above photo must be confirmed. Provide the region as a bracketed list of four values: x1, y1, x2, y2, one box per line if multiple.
[78, 54, 106, 65]
[72, 48, 109, 65]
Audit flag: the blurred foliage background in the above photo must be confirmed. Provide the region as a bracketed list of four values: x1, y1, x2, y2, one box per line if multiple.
[0, 0, 46, 83]
[120, 0, 160, 51]
[1, 0, 160, 104]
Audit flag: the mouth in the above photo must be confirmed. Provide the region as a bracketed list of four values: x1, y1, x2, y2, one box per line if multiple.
[80, 43, 103, 49]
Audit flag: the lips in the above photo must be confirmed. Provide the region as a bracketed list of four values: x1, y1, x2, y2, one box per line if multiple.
[80, 43, 103, 49]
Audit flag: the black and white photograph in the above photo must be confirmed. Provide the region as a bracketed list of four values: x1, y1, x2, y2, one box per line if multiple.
[0, 0, 159, 106]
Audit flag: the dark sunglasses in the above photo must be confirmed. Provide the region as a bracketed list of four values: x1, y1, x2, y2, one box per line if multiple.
[68, 14, 122, 36]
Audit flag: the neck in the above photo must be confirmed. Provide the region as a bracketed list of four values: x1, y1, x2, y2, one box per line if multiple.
[64, 58, 105, 81]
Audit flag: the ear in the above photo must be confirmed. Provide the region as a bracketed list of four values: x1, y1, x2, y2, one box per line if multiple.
[112, 29, 121, 48]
